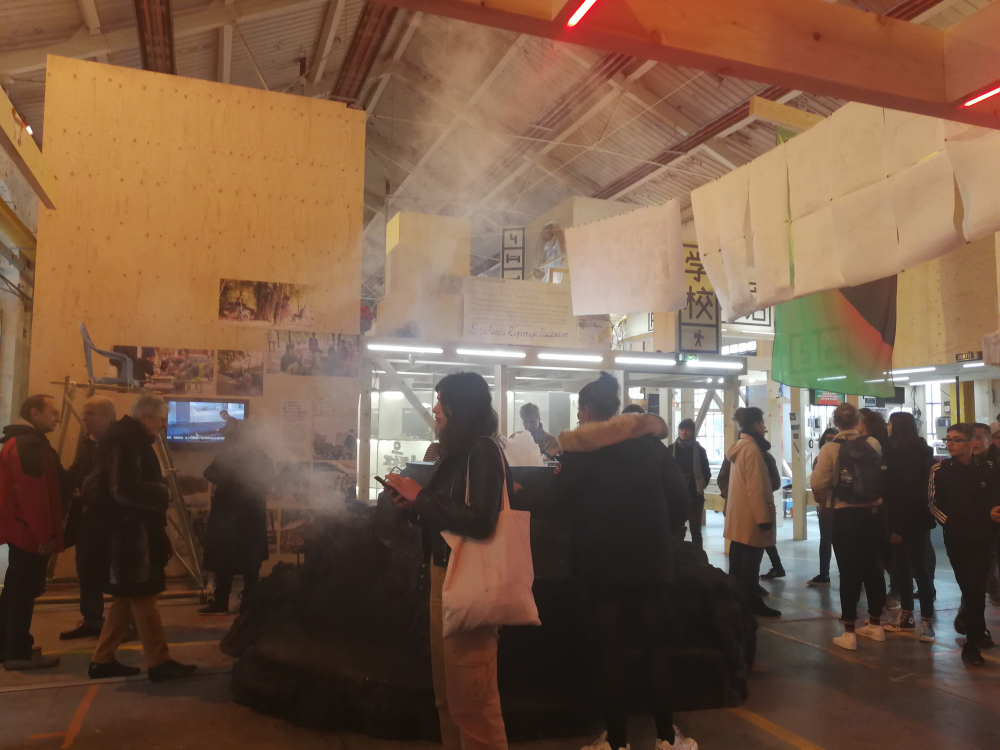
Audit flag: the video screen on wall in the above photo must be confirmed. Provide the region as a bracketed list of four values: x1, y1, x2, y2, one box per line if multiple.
[166, 399, 247, 446]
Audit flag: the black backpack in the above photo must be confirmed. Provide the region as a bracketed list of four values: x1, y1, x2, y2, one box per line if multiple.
[833, 436, 885, 505]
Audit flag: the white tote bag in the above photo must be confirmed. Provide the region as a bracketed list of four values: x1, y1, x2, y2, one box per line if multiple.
[439, 438, 541, 638]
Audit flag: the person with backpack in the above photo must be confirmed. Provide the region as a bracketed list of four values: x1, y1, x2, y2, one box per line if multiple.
[808, 427, 840, 587]
[881, 412, 937, 643]
[811, 402, 887, 651]
[670, 418, 712, 550]
[928, 423, 1000, 666]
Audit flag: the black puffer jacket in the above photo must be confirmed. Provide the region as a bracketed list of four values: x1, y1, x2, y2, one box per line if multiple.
[90, 416, 171, 597]
[203, 432, 273, 573]
[412, 435, 513, 568]
[883, 438, 936, 536]
[552, 413, 690, 587]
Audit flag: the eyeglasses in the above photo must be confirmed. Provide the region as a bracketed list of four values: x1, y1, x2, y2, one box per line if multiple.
[944, 437, 970, 444]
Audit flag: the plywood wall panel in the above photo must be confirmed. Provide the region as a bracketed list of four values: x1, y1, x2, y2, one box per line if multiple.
[30, 56, 364, 437]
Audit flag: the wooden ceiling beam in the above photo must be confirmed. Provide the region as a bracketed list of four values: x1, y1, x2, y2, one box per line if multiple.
[376, 0, 1000, 129]
[0, 86, 57, 209]
[944, 1, 1000, 109]
[133, 0, 177, 75]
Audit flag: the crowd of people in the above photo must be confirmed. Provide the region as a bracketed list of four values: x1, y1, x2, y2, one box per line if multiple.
[0, 391, 271, 680]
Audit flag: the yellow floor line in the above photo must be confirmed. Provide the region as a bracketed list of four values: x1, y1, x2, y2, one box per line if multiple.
[46, 639, 221, 657]
[728, 706, 828, 750]
[760, 627, 879, 669]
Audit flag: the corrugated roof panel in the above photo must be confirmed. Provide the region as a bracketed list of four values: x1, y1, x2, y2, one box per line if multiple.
[228, 4, 327, 91]
[175, 29, 218, 82]
[0, 0, 83, 53]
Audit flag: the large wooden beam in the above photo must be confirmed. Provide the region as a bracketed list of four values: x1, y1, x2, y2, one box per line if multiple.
[944, 1, 1000, 109]
[748, 96, 826, 132]
[0, 0, 329, 75]
[0, 85, 57, 209]
[376, 0, 1000, 129]
[0, 198, 36, 259]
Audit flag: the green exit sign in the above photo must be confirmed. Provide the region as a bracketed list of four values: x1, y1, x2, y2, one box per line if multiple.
[682, 354, 698, 362]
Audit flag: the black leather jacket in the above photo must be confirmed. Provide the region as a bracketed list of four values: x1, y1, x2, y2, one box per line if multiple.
[412, 435, 513, 567]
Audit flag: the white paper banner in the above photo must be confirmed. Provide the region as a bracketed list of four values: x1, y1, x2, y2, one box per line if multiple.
[884, 108, 945, 177]
[721, 237, 756, 318]
[752, 222, 794, 307]
[946, 127, 1000, 242]
[831, 180, 900, 287]
[888, 150, 965, 267]
[749, 142, 790, 231]
[791, 206, 845, 296]
[828, 103, 888, 199]
[787, 116, 834, 221]
[563, 201, 685, 315]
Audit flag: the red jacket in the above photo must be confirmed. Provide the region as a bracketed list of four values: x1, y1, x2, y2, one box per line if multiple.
[0, 424, 66, 554]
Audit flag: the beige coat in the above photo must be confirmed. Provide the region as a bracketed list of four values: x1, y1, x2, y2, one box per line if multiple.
[723, 434, 777, 548]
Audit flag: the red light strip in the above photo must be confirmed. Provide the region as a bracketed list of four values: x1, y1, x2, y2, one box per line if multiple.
[567, 0, 600, 27]
[963, 85, 1000, 108]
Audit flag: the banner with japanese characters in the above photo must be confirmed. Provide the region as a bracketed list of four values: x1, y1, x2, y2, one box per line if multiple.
[678, 247, 721, 354]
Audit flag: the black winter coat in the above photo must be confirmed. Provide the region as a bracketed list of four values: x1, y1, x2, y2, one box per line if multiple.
[203, 437, 273, 573]
[90, 416, 171, 597]
[929, 454, 1000, 546]
[551, 413, 690, 587]
[412, 435, 513, 568]
[882, 438, 936, 536]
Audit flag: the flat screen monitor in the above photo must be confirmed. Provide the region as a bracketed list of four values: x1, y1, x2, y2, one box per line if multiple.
[166, 399, 247, 446]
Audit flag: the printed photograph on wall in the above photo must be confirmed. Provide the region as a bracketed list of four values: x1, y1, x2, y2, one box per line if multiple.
[269, 462, 311, 508]
[266, 330, 359, 377]
[313, 397, 358, 461]
[218, 278, 318, 330]
[277, 508, 315, 553]
[311, 461, 357, 509]
[112, 346, 215, 393]
[216, 350, 264, 397]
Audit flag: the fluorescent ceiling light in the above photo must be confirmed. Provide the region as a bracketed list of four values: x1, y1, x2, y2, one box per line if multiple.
[865, 376, 909, 383]
[963, 362, 986, 368]
[368, 343, 443, 354]
[614, 356, 676, 366]
[910, 379, 955, 386]
[538, 352, 605, 363]
[890, 367, 935, 375]
[456, 348, 526, 359]
[519, 365, 600, 372]
[817, 375, 847, 381]
[567, 0, 599, 27]
[963, 84, 1000, 108]
[684, 360, 743, 370]
[381, 391, 404, 400]
[516, 376, 553, 381]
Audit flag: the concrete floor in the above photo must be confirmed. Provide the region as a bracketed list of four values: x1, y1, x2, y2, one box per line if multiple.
[3, 512, 1000, 750]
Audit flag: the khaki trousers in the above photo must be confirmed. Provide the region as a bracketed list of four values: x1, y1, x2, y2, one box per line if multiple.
[92, 595, 170, 668]
[429, 564, 508, 750]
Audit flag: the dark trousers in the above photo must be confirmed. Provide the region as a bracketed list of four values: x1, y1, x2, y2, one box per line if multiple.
[0, 545, 49, 660]
[75, 512, 106, 626]
[818, 509, 833, 577]
[729, 541, 766, 610]
[832, 507, 886, 623]
[587, 585, 675, 748]
[213, 561, 262, 611]
[945, 537, 994, 647]
[764, 545, 784, 572]
[675, 493, 705, 549]
[80, 589, 105, 627]
[894, 532, 935, 619]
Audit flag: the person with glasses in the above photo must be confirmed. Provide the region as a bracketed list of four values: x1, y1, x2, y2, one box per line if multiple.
[928, 423, 1000, 666]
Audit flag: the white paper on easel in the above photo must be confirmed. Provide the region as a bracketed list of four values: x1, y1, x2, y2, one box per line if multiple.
[563, 201, 685, 315]
[749, 142, 789, 231]
[715, 165, 751, 246]
[831, 181, 900, 287]
[888, 150, 966, 267]
[691, 180, 721, 257]
[884, 108, 945, 176]
[945, 127, 1000, 242]
[700, 247, 732, 314]
[788, 116, 834, 221]
[720, 237, 756, 318]
[827, 103, 888, 198]
[791, 206, 845, 296]
[752, 222, 794, 307]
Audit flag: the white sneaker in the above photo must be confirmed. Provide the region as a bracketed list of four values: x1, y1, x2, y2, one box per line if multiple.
[918, 620, 936, 643]
[833, 632, 858, 651]
[581, 733, 621, 750]
[656, 727, 698, 750]
[856, 623, 885, 642]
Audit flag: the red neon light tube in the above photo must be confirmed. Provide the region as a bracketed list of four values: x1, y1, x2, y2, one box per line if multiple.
[567, 0, 600, 27]
[963, 84, 1000, 108]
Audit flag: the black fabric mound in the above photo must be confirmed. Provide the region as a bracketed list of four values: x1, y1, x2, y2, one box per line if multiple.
[228, 466, 756, 739]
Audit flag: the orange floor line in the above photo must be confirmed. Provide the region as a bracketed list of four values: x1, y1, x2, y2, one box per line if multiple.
[28, 732, 65, 739]
[61, 685, 99, 749]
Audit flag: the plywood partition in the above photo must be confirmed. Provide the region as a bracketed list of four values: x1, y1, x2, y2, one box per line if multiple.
[894, 235, 998, 368]
[30, 56, 364, 433]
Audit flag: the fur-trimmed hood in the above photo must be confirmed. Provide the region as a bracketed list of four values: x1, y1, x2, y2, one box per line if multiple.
[558, 413, 668, 453]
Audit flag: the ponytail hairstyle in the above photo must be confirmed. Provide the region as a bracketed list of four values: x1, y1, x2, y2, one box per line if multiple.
[435, 372, 498, 459]
[578, 372, 621, 421]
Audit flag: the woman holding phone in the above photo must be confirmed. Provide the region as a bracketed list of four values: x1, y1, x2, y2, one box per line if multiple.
[384, 372, 513, 750]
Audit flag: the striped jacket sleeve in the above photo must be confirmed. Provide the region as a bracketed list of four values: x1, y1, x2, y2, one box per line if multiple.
[927, 462, 947, 525]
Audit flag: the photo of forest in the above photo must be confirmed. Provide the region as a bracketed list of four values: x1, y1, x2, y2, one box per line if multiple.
[218, 278, 318, 330]
[216, 350, 264, 397]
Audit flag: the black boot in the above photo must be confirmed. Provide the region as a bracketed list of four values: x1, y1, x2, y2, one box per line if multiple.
[89, 660, 141, 679]
[148, 659, 197, 683]
[962, 645, 985, 667]
[60, 622, 104, 640]
[751, 600, 782, 618]
[198, 600, 230, 615]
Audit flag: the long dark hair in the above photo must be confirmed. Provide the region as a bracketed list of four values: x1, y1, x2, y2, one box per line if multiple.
[435, 372, 498, 458]
[888, 411, 922, 449]
[859, 408, 889, 446]
[819, 427, 838, 447]
[579, 372, 620, 421]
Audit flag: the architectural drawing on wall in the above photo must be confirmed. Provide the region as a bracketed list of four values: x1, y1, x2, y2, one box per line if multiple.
[266, 331, 359, 377]
[112, 345, 215, 393]
[311, 461, 357, 509]
[216, 350, 264, 397]
[313, 397, 358, 462]
[218, 278, 319, 329]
